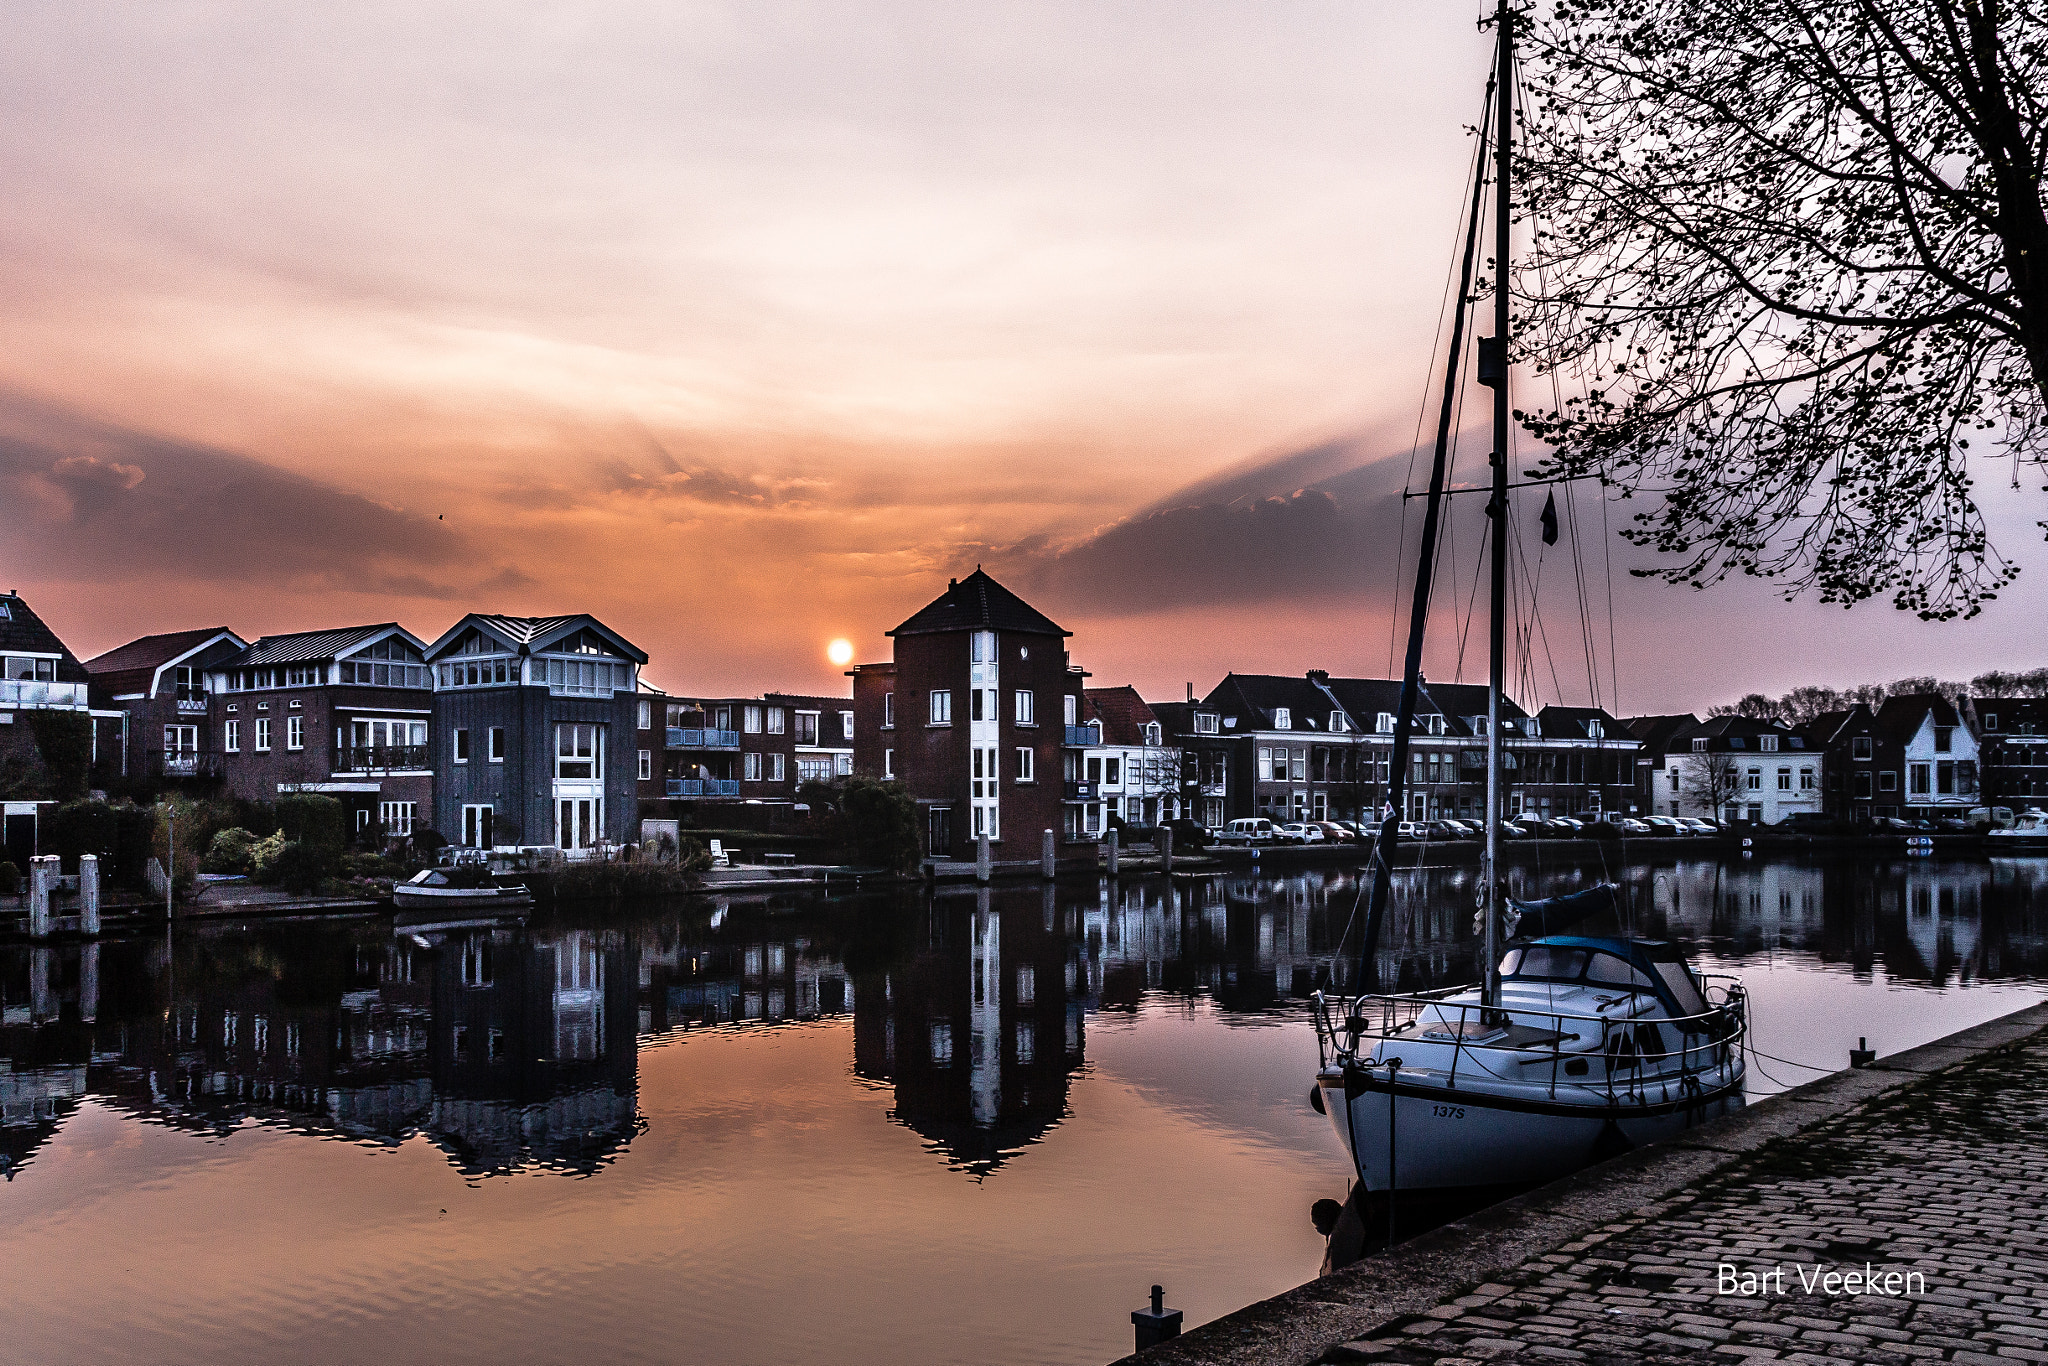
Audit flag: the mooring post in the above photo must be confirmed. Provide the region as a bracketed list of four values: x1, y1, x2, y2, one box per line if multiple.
[1131, 1283, 1182, 1353]
[1042, 828, 1056, 879]
[29, 945, 55, 1021]
[28, 855, 57, 938]
[78, 853, 101, 937]
[80, 941, 100, 1022]
[1850, 1036, 1876, 1068]
[1160, 825, 1173, 873]
[976, 833, 991, 883]
[1106, 828, 1119, 876]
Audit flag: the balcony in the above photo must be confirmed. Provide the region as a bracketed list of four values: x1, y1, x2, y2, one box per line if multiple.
[1065, 725, 1100, 746]
[668, 727, 740, 749]
[0, 679, 89, 710]
[667, 778, 741, 798]
[149, 750, 224, 780]
[1064, 780, 1098, 800]
[175, 688, 210, 714]
[336, 745, 430, 773]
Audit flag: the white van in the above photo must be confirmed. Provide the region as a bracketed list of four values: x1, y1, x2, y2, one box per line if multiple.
[1220, 817, 1280, 845]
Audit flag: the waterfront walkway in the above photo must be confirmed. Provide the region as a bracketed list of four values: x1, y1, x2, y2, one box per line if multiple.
[1121, 1001, 2048, 1366]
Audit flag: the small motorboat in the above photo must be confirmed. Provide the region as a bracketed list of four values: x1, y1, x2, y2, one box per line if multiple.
[392, 865, 532, 913]
[1987, 808, 2048, 854]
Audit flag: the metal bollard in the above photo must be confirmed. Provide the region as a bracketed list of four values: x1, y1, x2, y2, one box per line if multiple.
[1160, 825, 1173, 873]
[1042, 828, 1056, 879]
[79, 853, 101, 936]
[1106, 828, 1119, 876]
[28, 855, 58, 938]
[976, 833, 991, 883]
[1132, 1284, 1182, 1353]
[1850, 1036, 1876, 1068]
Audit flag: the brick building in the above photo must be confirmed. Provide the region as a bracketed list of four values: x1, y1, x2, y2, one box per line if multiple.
[205, 623, 437, 840]
[850, 570, 1086, 862]
[84, 627, 245, 791]
[1967, 696, 2048, 807]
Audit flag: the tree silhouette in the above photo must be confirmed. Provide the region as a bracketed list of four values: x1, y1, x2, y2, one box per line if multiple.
[1517, 0, 2048, 620]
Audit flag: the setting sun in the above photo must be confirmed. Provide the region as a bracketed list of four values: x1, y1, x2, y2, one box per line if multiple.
[826, 638, 854, 666]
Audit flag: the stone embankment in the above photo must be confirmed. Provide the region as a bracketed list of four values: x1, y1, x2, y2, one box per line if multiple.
[1116, 1001, 2048, 1366]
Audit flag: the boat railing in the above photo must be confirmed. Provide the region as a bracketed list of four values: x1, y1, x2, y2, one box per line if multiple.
[1311, 980, 1747, 1101]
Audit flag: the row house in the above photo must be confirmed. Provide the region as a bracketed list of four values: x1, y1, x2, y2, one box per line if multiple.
[1795, 694, 1979, 822]
[849, 570, 1089, 862]
[1077, 686, 1182, 832]
[2, 591, 112, 870]
[1797, 706, 1882, 819]
[204, 623, 439, 839]
[1150, 695, 1232, 829]
[1631, 713, 1821, 824]
[1966, 697, 2048, 806]
[426, 614, 646, 854]
[83, 627, 247, 787]
[1185, 672, 1639, 826]
[638, 690, 855, 817]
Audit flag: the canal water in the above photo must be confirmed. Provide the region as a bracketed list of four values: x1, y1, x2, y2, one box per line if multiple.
[2, 854, 2043, 1366]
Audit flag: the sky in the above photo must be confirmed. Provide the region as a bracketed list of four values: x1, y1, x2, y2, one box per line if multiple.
[5, 0, 2047, 715]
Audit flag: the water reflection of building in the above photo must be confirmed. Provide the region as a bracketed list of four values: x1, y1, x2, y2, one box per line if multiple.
[851, 887, 1084, 1178]
[0, 925, 641, 1179]
[636, 902, 855, 1031]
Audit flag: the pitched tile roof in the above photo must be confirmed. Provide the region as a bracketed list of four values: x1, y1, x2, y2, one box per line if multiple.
[1873, 693, 1964, 743]
[889, 570, 1068, 639]
[84, 628, 239, 676]
[1622, 714, 1700, 752]
[0, 592, 88, 681]
[428, 613, 649, 663]
[1083, 686, 1160, 745]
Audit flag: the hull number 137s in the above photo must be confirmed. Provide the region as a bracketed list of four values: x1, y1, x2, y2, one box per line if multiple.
[1432, 1104, 1466, 1119]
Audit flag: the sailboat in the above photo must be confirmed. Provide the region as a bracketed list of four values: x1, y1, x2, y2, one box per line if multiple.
[1309, 0, 1747, 1201]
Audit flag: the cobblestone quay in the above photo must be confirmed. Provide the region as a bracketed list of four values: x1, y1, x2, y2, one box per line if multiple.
[1116, 1002, 2048, 1366]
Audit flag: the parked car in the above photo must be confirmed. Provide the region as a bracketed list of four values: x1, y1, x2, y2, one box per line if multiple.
[1395, 821, 1426, 840]
[1507, 816, 1547, 838]
[1968, 806, 2017, 830]
[1278, 822, 1323, 844]
[1642, 816, 1686, 836]
[1437, 818, 1478, 838]
[1161, 818, 1215, 849]
[1547, 816, 1585, 836]
[1218, 817, 1281, 844]
[1678, 817, 1718, 834]
[1422, 820, 1461, 840]
[1310, 821, 1355, 843]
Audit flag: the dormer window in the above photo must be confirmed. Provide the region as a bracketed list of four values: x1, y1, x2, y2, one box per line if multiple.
[1272, 707, 1291, 730]
[1143, 722, 1161, 745]
[1728, 736, 1745, 748]
[1692, 738, 1709, 752]
[1525, 718, 1541, 738]
[1329, 711, 1349, 733]
[1760, 734, 1778, 752]
[1934, 725, 1953, 752]
[1985, 713, 1999, 732]
[1377, 712, 1395, 734]
[1588, 719, 1604, 739]
[1194, 711, 1219, 735]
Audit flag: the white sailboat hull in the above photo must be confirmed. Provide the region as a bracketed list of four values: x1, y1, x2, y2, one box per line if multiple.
[1321, 1067, 1744, 1192]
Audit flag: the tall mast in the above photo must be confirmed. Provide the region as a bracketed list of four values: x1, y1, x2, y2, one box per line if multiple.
[1481, 0, 1513, 1013]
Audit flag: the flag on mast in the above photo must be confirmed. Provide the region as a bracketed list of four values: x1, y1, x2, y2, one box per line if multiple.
[1540, 490, 1559, 545]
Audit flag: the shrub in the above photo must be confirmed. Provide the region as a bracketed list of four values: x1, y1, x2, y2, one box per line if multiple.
[201, 827, 258, 875]
[538, 857, 701, 901]
[840, 777, 921, 872]
[269, 840, 330, 894]
[26, 711, 92, 801]
[247, 829, 289, 881]
[0, 862, 18, 895]
[276, 795, 347, 858]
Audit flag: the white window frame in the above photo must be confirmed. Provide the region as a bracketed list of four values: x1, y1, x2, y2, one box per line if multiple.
[489, 727, 505, 762]
[1015, 690, 1035, 725]
[1272, 707, 1291, 730]
[744, 751, 763, 782]
[554, 723, 602, 780]
[930, 690, 952, 725]
[883, 692, 894, 728]
[1015, 746, 1034, 782]
[637, 749, 651, 781]
[883, 748, 894, 779]
[255, 718, 272, 752]
[286, 715, 304, 751]
[454, 728, 470, 764]
[770, 752, 785, 782]
[767, 706, 785, 735]
[1195, 711, 1219, 735]
[224, 719, 240, 752]
[744, 705, 763, 734]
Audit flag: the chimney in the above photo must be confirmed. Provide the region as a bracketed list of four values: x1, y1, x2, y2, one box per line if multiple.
[1185, 682, 1194, 703]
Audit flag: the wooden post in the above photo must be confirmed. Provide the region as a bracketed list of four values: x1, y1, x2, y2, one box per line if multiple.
[1160, 825, 1173, 873]
[78, 853, 101, 937]
[1105, 828, 1119, 877]
[28, 855, 57, 938]
[976, 833, 991, 883]
[1041, 829, 1056, 879]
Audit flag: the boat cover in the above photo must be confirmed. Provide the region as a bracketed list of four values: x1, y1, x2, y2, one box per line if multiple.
[1504, 883, 1619, 938]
